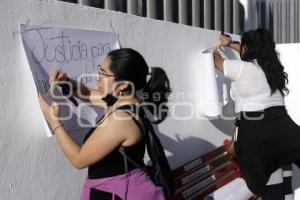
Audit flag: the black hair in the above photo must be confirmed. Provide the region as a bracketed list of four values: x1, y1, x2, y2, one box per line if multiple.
[240, 28, 289, 96]
[107, 48, 171, 123]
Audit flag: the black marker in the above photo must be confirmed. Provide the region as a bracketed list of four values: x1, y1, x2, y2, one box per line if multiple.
[221, 32, 240, 45]
[59, 82, 78, 107]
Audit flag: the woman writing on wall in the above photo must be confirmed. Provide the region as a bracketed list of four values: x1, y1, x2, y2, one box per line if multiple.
[38, 48, 172, 200]
[213, 28, 300, 200]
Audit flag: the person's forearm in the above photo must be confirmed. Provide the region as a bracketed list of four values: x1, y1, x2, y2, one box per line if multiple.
[229, 43, 241, 53]
[213, 53, 224, 72]
[50, 121, 82, 168]
[215, 59, 224, 72]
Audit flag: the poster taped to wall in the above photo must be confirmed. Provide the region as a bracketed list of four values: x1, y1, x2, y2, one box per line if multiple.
[20, 24, 120, 141]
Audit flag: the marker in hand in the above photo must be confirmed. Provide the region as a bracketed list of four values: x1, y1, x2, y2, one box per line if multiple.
[55, 69, 78, 107]
[59, 81, 78, 107]
[221, 32, 240, 45]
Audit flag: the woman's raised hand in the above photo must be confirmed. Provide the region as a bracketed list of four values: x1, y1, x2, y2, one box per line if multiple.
[49, 69, 69, 84]
[219, 34, 231, 47]
[48, 69, 74, 98]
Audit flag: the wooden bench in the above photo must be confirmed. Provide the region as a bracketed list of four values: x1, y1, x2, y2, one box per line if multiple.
[171, 143, 259, 200]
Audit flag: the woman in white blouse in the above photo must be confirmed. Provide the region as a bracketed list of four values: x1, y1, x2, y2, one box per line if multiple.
[213, 28, 300, 200]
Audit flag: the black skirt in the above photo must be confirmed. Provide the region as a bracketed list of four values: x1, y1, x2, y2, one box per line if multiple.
[234, 106, 300, 196]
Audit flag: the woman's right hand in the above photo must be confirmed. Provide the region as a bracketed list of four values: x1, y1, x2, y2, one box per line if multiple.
[219, 34, 231, 47]
[49, 69, 69, 84]
[48, 70, 72, 97]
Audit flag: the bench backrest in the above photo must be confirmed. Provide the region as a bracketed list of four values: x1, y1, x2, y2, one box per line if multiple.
[171, 144, 245, 200]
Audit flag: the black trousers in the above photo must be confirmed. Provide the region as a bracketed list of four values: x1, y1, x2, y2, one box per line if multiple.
[235, 106, 300, 198]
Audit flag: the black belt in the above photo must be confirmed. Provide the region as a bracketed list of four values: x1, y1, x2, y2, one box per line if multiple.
[235, 106, 287, 127]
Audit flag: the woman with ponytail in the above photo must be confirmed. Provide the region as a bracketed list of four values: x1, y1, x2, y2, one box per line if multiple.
[214, 28, 300, 199]
[38, 48, 172, 200]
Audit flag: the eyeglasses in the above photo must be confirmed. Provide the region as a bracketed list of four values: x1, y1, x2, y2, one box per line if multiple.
[97, 65, 115, 78]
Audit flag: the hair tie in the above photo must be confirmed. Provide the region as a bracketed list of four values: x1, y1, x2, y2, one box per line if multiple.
[146, 68, 152, 82]
[148, 67, 152, 75]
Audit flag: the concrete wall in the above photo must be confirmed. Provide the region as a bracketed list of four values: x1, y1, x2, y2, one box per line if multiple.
[0, 0, 299, 199]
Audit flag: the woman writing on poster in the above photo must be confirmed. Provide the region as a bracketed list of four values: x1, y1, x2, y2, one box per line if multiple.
[38, 48, 173, 200]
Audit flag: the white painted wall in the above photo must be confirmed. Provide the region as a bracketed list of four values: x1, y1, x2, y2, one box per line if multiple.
[0, 0, 299, 199]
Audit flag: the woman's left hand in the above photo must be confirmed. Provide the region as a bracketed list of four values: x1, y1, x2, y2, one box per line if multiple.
[38, 94, 61, 127]
[219, 34, 231, 47]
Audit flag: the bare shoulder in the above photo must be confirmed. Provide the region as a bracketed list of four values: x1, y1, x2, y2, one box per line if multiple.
[102, 109, 144, 146]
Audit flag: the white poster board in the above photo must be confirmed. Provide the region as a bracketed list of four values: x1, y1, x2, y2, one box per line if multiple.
[20, 24, 120, 141]
[189, 48, 230, 118]
[199, 50, 228, 117]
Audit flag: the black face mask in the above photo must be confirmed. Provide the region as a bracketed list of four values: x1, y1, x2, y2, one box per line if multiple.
[101, 93, 118, 107]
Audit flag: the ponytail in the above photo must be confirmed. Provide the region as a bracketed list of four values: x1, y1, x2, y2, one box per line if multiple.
[143, 67, 171, 124]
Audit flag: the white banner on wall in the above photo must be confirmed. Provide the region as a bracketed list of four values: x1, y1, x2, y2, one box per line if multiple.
[20, 24, 120, 139]
[191, 49, 229, 118]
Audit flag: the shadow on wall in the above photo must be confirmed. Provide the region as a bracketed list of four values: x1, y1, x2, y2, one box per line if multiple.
[157, 131, 216, 168]
[148, 113, 216, 168]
